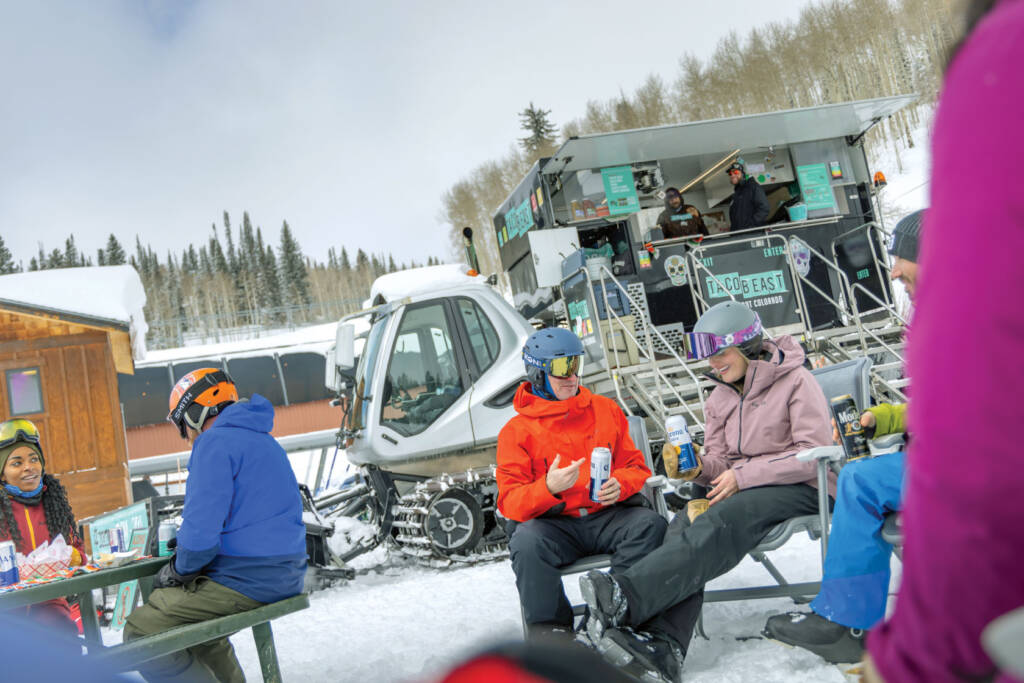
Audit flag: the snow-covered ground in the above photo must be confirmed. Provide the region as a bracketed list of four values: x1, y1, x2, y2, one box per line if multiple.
[220, 531, 898, 682]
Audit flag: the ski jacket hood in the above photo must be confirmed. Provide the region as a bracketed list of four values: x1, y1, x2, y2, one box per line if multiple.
[697, 335, 836, 495]
[497, 384, 652, 522]
[211, 395, 274, 433]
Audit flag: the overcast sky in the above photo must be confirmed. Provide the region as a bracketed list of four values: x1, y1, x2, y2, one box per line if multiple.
[1, 1, 812, 268]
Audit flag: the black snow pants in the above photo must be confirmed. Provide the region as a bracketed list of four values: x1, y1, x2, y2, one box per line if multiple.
[616, 484, 826, 651]
[509, 497, 668, 626]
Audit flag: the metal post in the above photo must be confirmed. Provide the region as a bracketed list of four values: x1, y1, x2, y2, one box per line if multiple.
[313, 447, 329, 492]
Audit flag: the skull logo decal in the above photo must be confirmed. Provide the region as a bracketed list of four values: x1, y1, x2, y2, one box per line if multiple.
[664, 254, 687, 286]
[788, 237, 812, 278]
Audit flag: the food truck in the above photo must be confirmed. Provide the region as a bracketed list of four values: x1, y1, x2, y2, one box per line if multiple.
[492, 95, 916, 353]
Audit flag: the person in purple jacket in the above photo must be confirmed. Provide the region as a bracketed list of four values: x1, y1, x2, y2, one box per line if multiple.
[864, 1, 1024, 681]
[578, 301, 836, 682]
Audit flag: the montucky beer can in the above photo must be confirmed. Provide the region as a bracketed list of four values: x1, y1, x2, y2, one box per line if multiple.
[0, 540, 19, 586]
[831, 394, 871, 462]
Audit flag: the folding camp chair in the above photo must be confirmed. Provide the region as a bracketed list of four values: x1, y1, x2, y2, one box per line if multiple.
[518, 415, 670, 634]
[696, 357, 874, 637]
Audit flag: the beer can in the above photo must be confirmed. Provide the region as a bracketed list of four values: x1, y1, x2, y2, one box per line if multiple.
[665, 416, 698, 474]
[589, 447, 612, 503]
[158, 522, 177, 557]
[0, 540, 19, 586]
[830, 395, 871, 462]
[109, 527, 125, 553]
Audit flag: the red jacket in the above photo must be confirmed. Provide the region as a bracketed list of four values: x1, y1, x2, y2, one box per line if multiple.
[2, 490, 87, 633]
[496, 384, 652, 522]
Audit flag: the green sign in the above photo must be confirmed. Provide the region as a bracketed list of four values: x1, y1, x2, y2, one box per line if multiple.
[796, 163, 837, 211]
[601, 166, 640, 216]
[705, 270, 788, 300]
[86, 501, 151, 632]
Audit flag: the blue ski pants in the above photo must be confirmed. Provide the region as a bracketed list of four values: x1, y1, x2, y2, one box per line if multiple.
[811, 450, 905, 630]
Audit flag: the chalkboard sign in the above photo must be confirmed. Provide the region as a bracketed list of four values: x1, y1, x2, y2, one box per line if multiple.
[693, 237, 801, 330]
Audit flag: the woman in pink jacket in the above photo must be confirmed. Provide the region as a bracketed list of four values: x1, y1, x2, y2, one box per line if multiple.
[866, 1, 1024, 681]
[579, 301, 835, 683]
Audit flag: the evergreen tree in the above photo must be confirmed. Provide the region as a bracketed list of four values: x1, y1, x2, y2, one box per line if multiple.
[223, 211, 238, 276]
[28, 257, 39, 271]
[339, 247, 351, 272]
[0, 235, 17, 274]
[518, 102, 557, 155]
[36, 245, 47, 270]
[209, 225, 229, 274]
[47, 248, 64, 269]
[387, 254, 397, 273]
[97, 249, 107, 266]
[105, 234, 127, 265]
[278, 221, 311, 306]
[63, 235, 79, 268]
[262, 244, 283, 311]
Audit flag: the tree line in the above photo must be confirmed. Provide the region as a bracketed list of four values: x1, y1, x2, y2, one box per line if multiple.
[441, 0, 958, 280]
[0, 213, 441, 349]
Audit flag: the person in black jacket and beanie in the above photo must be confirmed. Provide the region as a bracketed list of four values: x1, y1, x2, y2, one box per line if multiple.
[727, 162, 769, 230]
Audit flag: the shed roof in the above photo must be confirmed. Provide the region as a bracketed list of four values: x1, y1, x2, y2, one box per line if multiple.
[0, 265, 148, 362]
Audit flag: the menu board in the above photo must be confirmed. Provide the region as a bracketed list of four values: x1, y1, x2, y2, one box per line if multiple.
[601, 166, 640, 216]
[86, 501, 152, 632]
[796, 163, 838, 211]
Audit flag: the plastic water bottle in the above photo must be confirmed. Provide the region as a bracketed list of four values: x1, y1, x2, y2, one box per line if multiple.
[665, 416, 698, 475]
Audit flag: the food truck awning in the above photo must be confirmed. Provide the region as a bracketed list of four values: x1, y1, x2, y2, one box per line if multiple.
[540, 95, 917, 176]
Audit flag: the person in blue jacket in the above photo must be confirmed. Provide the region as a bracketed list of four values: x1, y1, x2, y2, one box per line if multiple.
[125, 368, 307, 683]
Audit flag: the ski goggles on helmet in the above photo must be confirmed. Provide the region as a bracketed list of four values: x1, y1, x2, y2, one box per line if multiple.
[683, 316, 763, 360]
[523, 351, 584, 378]
[0, 418, 40, 449]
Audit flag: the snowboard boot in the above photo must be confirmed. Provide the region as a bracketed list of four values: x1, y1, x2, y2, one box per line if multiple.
[763, 611, 866, 664]
[595, 627, 684, 683]
[579, 570, 628, 643]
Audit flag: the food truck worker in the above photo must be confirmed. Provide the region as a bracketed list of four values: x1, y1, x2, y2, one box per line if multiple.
[657, 188, 708, 238]
[727, 162, 770, 230]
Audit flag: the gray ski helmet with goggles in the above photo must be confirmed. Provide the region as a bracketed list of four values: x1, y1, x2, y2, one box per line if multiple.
[684, 301, 763, 360]
[522, 327, 585, 399]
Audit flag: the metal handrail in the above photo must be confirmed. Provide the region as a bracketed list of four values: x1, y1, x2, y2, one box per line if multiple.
[595, 266, 708, 429]
[581, 265, 707, 431]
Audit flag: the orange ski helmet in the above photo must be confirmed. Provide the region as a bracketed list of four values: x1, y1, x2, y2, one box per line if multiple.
[167, 368, 239, 438]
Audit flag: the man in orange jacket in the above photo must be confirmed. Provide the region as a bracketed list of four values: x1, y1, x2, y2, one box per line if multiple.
[497, 328, 664, 643]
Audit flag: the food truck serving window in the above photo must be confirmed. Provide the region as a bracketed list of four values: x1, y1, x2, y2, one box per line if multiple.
[577, 221, 635, 277]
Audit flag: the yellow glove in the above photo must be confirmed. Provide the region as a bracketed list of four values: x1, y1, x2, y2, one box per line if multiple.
[686, 498, 709, 523]
[661, 443, 703, 480]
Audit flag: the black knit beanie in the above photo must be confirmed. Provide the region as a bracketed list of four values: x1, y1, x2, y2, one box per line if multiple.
[889, 209, 925, 263]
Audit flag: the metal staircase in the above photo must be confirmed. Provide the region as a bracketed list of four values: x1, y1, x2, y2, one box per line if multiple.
[578, 221, 908, 443]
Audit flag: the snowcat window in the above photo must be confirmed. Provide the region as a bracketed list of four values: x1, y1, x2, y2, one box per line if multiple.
[381, 303, 464, 436]
[457, 299, 500, 375]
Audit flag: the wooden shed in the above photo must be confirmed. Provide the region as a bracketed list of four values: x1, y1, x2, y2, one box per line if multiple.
[0, 266, 147, 519]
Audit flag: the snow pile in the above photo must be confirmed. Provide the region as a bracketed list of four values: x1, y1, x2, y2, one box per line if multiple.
[868, 113, 932, 229]
[0, 265, 148, 359]
[369, 264, 487, 306]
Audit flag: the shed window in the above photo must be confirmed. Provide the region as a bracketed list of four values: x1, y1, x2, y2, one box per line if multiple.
[7, 368, 44, 416]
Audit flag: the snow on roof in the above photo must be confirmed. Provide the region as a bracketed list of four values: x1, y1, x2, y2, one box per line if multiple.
[0, 265, 148, 360]
[141, 316, 372, 366]
[369, 264, 486, 304]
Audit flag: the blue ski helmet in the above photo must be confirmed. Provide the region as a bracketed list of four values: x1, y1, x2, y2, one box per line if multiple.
[522, 327, 585, 400]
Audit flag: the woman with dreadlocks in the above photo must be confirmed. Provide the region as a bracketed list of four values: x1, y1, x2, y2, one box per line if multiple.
[0, 418, 87, 634]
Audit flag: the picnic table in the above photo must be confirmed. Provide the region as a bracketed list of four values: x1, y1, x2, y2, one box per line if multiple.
[0, 556, 169, 643]
[0, 555, 309, 682]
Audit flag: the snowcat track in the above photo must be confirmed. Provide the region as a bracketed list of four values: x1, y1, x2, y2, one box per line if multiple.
[389, 465, 509, 566]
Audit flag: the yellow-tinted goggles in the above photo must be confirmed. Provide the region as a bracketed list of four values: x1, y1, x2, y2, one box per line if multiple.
[0, 418, 41, 448]
[547, 355, 583, 378]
